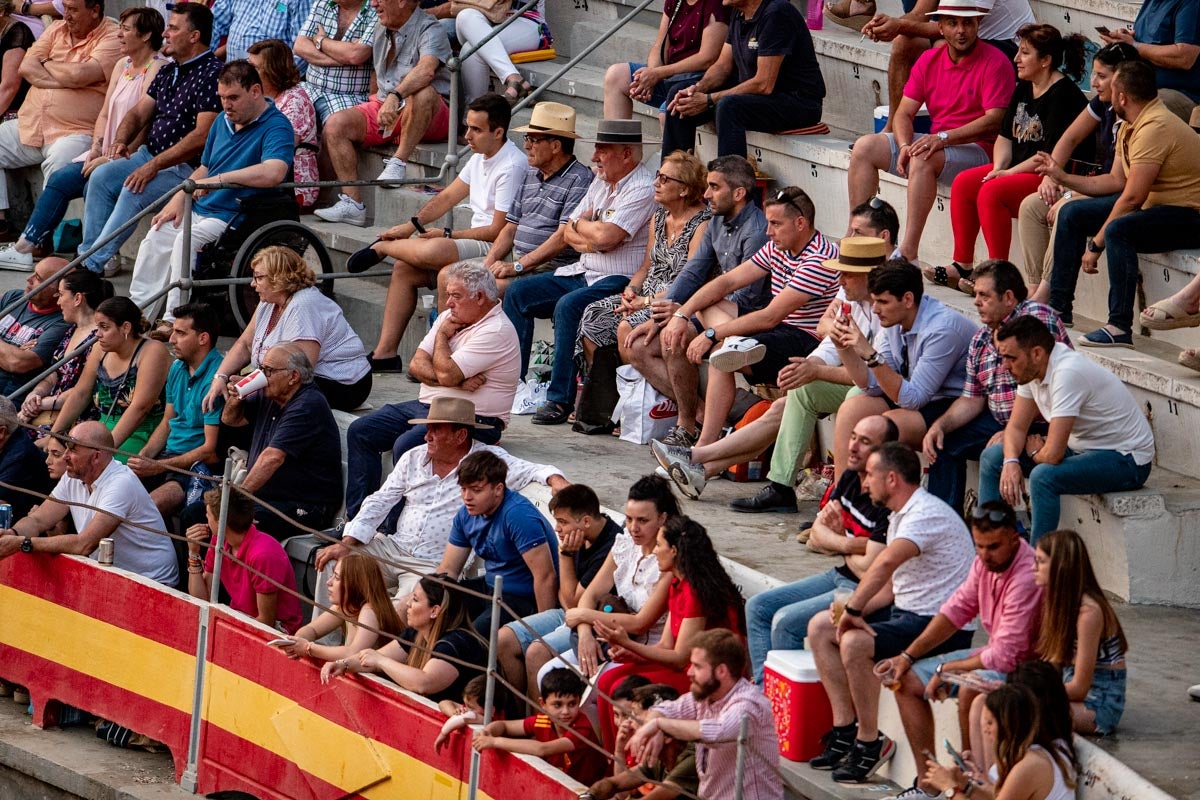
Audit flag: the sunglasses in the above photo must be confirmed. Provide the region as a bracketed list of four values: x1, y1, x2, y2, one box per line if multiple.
[971, 507, 1011, 523]
[773, 189, 806, 215]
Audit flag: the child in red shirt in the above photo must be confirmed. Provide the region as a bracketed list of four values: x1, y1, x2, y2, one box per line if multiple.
[473, 668, 606, 784]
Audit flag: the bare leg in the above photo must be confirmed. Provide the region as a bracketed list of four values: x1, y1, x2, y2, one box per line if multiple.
[691, 396, 785, 475]
[832, 393, 889, 477]
[697, 368, 736, 448]
[809, 613, 857, 727]
[847, 133, 892, 232]
[664, 342, 702, 432]
[968, 693, 994, 775]
[496, 627, 528, 698]
[1155, 272, 1200, 314]
[894, 670, 936, 787]
[322, 108, 367, 203]
[957, 687, 980, 750]
[882, 408, 930, 450]
[525, 642, 554, 704]
[1069, 701, 1098, 734]
[883, 35, 930, 133]
[603, 62, 635, 119]
[372, 238, 462, 357]
[898, 149, 947, 263]
[394, 86, 442, 162]
[841, 629, 883, 740]
[149, 481, 185, 519]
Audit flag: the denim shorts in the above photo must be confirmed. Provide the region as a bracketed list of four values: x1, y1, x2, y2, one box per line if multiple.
[1065, 665, 1126, 735]
[910, 647, 1006, 696]
[884, 132, 990, 186]
[505, 608, 570, 654]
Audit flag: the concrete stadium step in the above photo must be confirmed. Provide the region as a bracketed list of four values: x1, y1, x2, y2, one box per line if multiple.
[1029, 0, 1140, 36]
[518, 59, 664, 144]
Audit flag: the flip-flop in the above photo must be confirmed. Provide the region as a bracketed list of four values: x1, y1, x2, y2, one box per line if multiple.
[923, 262, 973, 291]
[1140, 296, 1200, 330]
[824, 0, 875, 32]
[347, 240, 385, 273]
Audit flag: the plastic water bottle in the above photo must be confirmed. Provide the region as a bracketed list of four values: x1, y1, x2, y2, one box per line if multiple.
[806, 0, 824, 30]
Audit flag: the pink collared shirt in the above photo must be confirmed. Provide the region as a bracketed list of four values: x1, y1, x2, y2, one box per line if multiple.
[939, 538, 1043, 673]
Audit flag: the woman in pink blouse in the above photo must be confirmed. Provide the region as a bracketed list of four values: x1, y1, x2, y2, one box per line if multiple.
[247, 39, 319, 209]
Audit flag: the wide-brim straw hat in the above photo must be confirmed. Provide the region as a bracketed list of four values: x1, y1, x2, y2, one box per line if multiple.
[580, 118, 656, 144]
[823, 237, 889, 273]
[926, 0, 992, 17]
[511, 101, 580, 139]
[408, 396, 494, 429]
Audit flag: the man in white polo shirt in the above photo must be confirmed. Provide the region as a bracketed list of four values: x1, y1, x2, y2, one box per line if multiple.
[979, 314, 1154, 542]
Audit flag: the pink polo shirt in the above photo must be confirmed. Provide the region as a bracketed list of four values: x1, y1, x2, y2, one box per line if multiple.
[417, 303, 520, 423]
[204, 525, 303, 634]
[904, 40, 1015, 157]
[939, 537, 1042, 673]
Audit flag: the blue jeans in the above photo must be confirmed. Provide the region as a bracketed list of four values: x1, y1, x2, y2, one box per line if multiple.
[502, 272, 629, 405]
[926, 410, 1004, 515]
[80, 146, 192, 272]
[661, 89, 823, 158]
[21, 161, 87, 247]
[344, 399, 504, 517]
[746, 568, 859, 685]
[978, 444, 1152, 543]
[626, 64, 703, 112]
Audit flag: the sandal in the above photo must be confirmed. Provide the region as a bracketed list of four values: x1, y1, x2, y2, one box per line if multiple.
[1141, 296, 1200, 331]
[922, 262, 973, 291]
[148, 319, 173, 342]
[958, 276, 977, 296]
[824, 0, 876, 32]
[502, 76, 533, 107]
[1180, 348, 1200, 372]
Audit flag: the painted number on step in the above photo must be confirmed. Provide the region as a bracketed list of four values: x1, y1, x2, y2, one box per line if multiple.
[1164, 267, 1171, 283]
[852, 64, 861, 79]
[1091, 507, 1101, 524]
[810, 164, 818, 178]
[1167, 399, 1179, 416]
[936, 198, 945, 212]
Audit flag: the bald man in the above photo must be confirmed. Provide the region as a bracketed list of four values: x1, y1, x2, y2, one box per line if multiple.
[0, 421, 178, 585]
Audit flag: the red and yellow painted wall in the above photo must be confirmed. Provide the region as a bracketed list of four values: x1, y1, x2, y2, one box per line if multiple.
[0, 553, 585, 800]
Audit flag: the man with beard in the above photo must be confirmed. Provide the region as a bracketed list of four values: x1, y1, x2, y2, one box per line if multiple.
[807, 442, 974, 783]
[871, 500, 1042, 800]
[846, 0, 1013, 268]
[627, 629, 782, 800]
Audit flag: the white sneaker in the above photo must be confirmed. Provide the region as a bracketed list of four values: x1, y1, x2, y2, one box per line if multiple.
[103, 257, 122, 278]
[314, 194, 367, 226]
[709, 335, 766, 372]
[660, 445, 706, 499]
[0, 245, 34, 271]
[377, 158, 407, 185]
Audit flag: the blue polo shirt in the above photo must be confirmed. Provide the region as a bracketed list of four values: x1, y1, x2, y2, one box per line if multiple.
[195, 101, 295, 222]
[1134, 0, 1200, 101]
[164, 348, 224, 455]
[448, 489, 559, 597]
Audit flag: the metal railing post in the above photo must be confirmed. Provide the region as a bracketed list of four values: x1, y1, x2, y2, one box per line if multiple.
[209, 458, 234, 604]
[466, 576, 503, 800]
[179, 183, 195, 307]
[734, 714, 750, 800]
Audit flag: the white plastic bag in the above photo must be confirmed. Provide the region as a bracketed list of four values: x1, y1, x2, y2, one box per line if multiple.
[612, 365, 678, 444]
[511, 378, 548, 415]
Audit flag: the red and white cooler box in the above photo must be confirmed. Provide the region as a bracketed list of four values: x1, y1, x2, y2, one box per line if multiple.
[763, 649, 833, 762]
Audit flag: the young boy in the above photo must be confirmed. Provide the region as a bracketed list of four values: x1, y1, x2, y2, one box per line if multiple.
[596, 684, 699, 800]
[472, 668, 606, 785]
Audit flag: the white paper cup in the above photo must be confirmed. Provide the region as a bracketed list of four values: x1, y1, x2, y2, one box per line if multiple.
[234, 368, 268, 398]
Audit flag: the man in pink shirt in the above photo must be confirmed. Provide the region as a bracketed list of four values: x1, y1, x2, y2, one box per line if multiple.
[846, 0, 1014, 266]
[873, 500, 1041, 799]
[186, 487, 303, 634]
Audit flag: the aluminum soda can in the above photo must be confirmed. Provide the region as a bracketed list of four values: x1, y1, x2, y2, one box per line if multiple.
[0, 502, 11, 530]
[98, 537, 114, 566]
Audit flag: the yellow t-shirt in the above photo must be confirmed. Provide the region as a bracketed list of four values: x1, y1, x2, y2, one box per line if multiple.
[1118, 97, 1200, 209]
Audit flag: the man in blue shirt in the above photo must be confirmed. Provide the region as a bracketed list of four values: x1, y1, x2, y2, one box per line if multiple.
[1101, 0, 1200, 110]
[125, 60, 294, 323]
[79, 2, 222, 276]
[128, 303, 223, 517]
[436, 450, 559, 635]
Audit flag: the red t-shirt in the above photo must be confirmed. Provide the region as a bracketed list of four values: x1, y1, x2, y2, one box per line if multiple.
[521, 712, 606, 785]
[669, 577, 742, 639]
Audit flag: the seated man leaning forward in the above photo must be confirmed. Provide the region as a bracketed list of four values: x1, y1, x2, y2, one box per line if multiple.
[315, 396, 569, 616]
[314, 0, 452, 224]
[873, 499, 1042, 800]
[343, 261, 520, 520]
[807, 442, 974, 784]
[0, 257, 72, 402]
[979, 314, 1154, 543]
[436, 450, 561, 634]
[657, 186, 840, 500]
[0, 421, 178, 586]
[128, 59, 294, 322]
[846, 0, 1014, 267]
[743, 414, 898, 685]
[344, 93, 527, 371]
[826, 259, 977, 477]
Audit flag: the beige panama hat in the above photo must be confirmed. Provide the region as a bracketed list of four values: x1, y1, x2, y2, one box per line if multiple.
[511, 101, 580, 139]
[408, 396, 495, 429]
[823, 237, 889, 273]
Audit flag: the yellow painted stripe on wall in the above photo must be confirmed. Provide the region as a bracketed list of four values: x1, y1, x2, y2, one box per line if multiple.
[0, 585, 195, 712]
[205, 665, 496, 800]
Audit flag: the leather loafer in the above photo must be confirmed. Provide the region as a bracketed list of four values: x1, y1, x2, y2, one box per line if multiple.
[729, 481, 798, 513]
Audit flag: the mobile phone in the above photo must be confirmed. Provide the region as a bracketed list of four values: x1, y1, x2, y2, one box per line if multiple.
[840, 301, 852, 321]
[266, 638, 292, 647]
[1095, 26, 1111, 36]
[944, 738, 970, 773]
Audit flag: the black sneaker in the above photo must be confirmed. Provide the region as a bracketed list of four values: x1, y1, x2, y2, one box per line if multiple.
[368, 355, 404, 373]
[532, 401, 571, 425]
[832, 735, 896, 783]
[729, 481, 799, 513]
[809, 722, 857, 770]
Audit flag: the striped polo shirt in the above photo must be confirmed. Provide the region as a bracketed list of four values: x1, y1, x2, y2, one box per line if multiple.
[749, 230, 841, 333]
[507, 156, 594, 270]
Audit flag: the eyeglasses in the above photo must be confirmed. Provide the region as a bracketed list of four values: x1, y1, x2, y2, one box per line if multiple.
[773, 189, 806, 215]
[249, 272, 269, 283]
[971, 506, 1011, 523]
[64, 441, 94, 453]
[523, 134, 549, 144]
[260, 364, 286, 377]
[653, 171, 686, 186]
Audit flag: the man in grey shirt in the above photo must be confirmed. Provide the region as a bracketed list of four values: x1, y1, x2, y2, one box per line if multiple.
[624, 155, 769, 446]
[316, 0, 453, 226]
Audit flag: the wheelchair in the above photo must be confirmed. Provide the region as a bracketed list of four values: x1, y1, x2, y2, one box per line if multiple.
[191, 190, 333, 334]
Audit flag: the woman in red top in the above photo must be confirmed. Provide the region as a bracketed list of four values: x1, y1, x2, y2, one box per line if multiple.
[593, 515, 745, 747]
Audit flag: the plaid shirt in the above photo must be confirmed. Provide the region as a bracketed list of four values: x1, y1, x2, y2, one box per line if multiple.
[299, 0, 379, 118]
[963, 300, 1071, 423]
[212, 0, 313, 71]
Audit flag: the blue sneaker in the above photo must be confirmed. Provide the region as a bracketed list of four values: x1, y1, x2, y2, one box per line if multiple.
[1079, 328, 1133, 349]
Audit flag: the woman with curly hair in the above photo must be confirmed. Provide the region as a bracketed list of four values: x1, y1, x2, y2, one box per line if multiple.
[275, 552, 404, 679]
[1034, 529, 1127, 735]
[204, 246, 371, 411]
[327, 575, 489, 704]
[592, 514, 744, 746]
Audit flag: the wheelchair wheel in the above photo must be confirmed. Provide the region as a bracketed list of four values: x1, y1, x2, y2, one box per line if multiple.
[229, 220, 334, 330]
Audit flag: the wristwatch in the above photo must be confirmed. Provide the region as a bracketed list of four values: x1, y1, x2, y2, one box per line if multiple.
[513, 260, 525, 274]
[1086, 236, 1105, 254]
[315, 34, 325, 51]
[865, 351, 883, 368]
[937, 131, 950, 144]
[20, 537, 32, 554]
[704, 327, 717, 341]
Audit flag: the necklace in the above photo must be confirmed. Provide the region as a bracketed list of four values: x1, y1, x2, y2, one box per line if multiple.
[122, 55, 154, 82]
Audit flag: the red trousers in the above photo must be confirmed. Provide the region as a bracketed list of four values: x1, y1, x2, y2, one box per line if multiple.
[596, 662, 691, 749]
[950, 165, 1043, 263]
